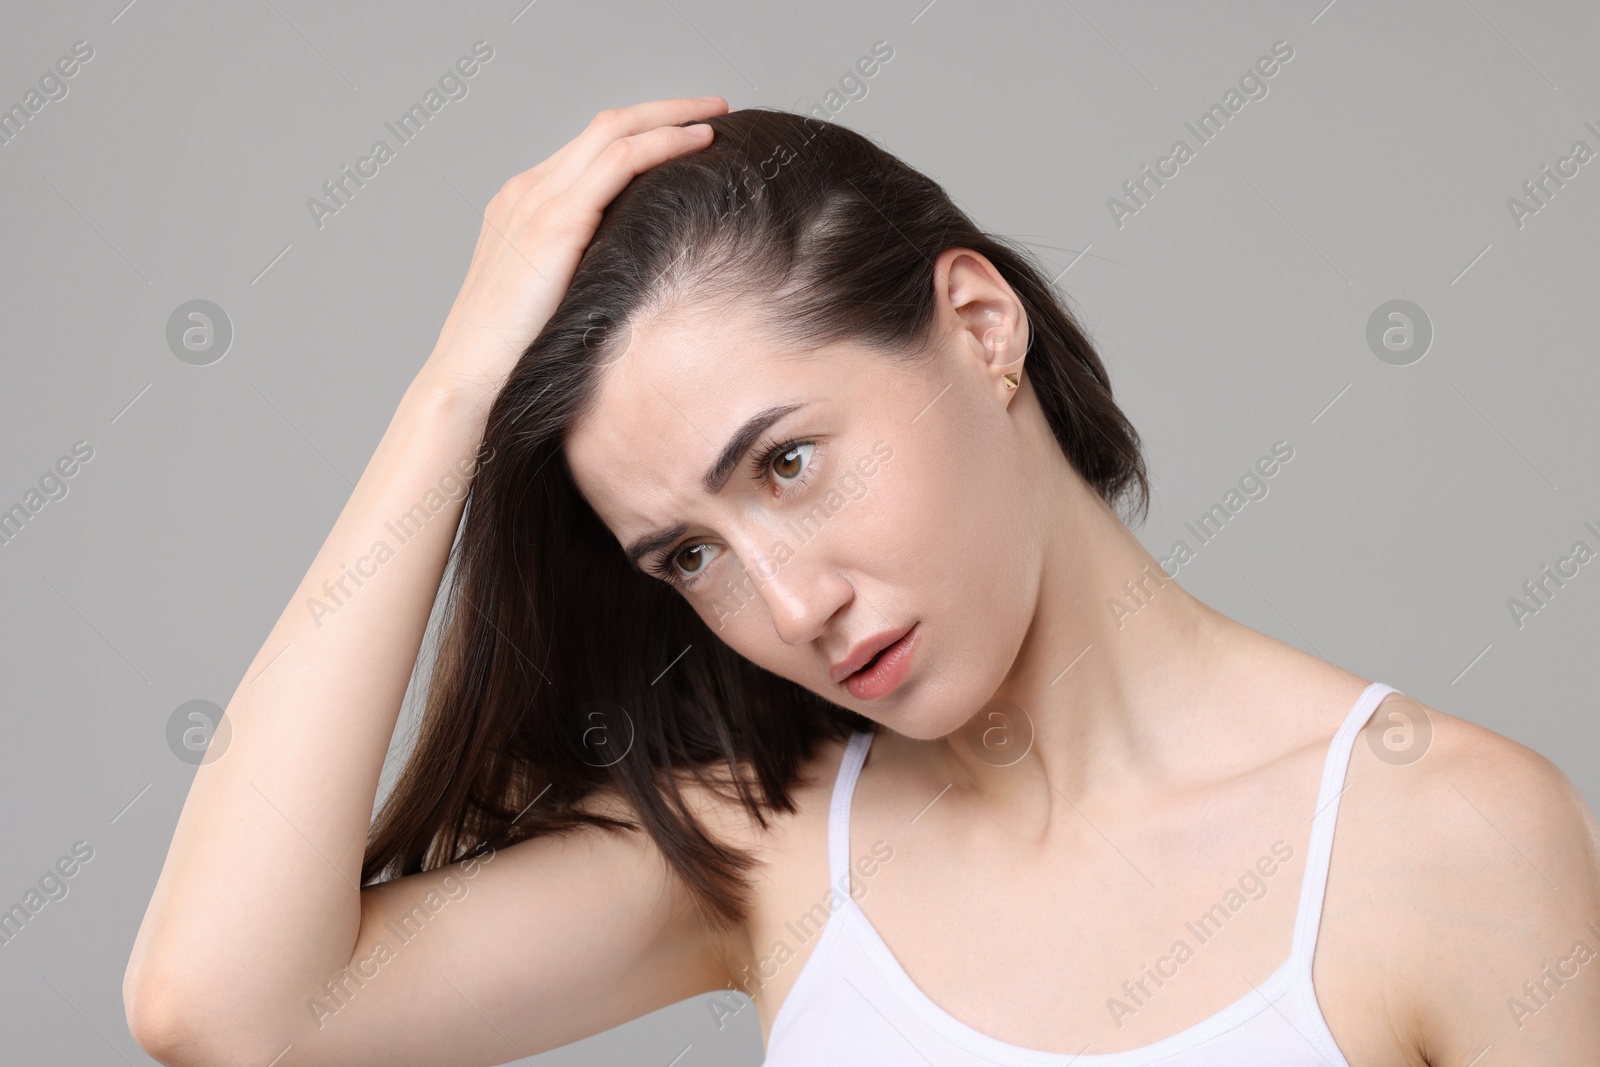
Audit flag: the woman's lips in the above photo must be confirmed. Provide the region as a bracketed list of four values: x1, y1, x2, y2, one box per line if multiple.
[845, 623, 918, 700]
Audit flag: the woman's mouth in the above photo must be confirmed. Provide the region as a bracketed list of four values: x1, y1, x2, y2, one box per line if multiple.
[845, 623, 918, 700]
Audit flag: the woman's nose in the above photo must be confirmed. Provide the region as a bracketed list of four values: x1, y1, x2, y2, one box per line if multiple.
[735, 533, 853, 647]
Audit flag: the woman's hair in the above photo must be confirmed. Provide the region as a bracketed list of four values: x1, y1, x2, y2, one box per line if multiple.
[361, 107, 1149, 931]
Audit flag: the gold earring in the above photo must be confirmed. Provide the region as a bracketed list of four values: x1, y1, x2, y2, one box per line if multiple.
[1002, 371, 1019, 390]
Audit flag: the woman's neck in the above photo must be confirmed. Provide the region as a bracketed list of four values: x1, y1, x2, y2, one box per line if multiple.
[929, 466, 1262, 827]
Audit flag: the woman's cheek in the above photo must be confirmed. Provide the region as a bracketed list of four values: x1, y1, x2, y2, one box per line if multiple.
[873, 455, 944, 560]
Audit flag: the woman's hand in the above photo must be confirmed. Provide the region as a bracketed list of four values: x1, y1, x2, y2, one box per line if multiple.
[419, 96, 728, 411]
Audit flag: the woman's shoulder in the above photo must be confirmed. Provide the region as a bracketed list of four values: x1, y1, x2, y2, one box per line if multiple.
[1349, 689, 1594, 849]
[1338, 689, 1600, 1050]
[570, 731, 858, 980]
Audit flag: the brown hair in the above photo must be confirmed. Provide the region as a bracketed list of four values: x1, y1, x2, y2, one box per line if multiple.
[361, 107, 1149, 931]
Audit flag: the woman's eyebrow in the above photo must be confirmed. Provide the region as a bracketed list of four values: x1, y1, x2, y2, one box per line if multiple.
[623, 522, 688, 572]
[701, 402, 805, 494]
[622, 401, 806, 570]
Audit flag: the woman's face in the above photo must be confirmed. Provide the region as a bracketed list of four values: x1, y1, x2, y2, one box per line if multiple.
[563, 250, 1049, 739]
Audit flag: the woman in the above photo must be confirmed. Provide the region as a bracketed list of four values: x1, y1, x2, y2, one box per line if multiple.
[124, 98, 1600, 1066]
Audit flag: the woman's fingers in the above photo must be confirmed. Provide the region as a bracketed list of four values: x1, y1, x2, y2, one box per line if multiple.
[536, 121, 717, 241]
[425, 98, 727, 395]
[496, 121, 717, 322]
[519, 96, 727, 200]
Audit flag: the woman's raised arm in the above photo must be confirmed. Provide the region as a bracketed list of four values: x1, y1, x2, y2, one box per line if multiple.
[122, 98, 735, 1067]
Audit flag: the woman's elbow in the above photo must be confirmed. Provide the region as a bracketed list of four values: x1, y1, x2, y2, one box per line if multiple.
[125, 969, 268, 1067]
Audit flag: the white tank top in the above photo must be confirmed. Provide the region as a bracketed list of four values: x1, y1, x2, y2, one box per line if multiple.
[763, 681, 1401, 1065]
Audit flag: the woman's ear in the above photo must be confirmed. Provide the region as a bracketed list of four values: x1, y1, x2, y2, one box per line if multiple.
[936, 247, 1029, 398]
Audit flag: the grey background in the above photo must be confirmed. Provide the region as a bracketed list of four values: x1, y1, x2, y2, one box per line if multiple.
[2, 0, 1596, 1062]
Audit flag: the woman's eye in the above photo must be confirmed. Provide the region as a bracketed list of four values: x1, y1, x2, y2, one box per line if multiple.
[671, 542, 720, 580]
[656, 441, 817, 588]
[769, 442, 814, 485]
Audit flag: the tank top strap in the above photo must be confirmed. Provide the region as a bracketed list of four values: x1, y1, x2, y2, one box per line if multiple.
[1289, 680, 1403, 967]
[828, 728, 876, 896]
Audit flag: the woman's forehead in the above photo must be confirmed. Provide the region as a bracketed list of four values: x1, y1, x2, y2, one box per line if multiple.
[571, 315, 791, 455]
[562, 318, 884, 532]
